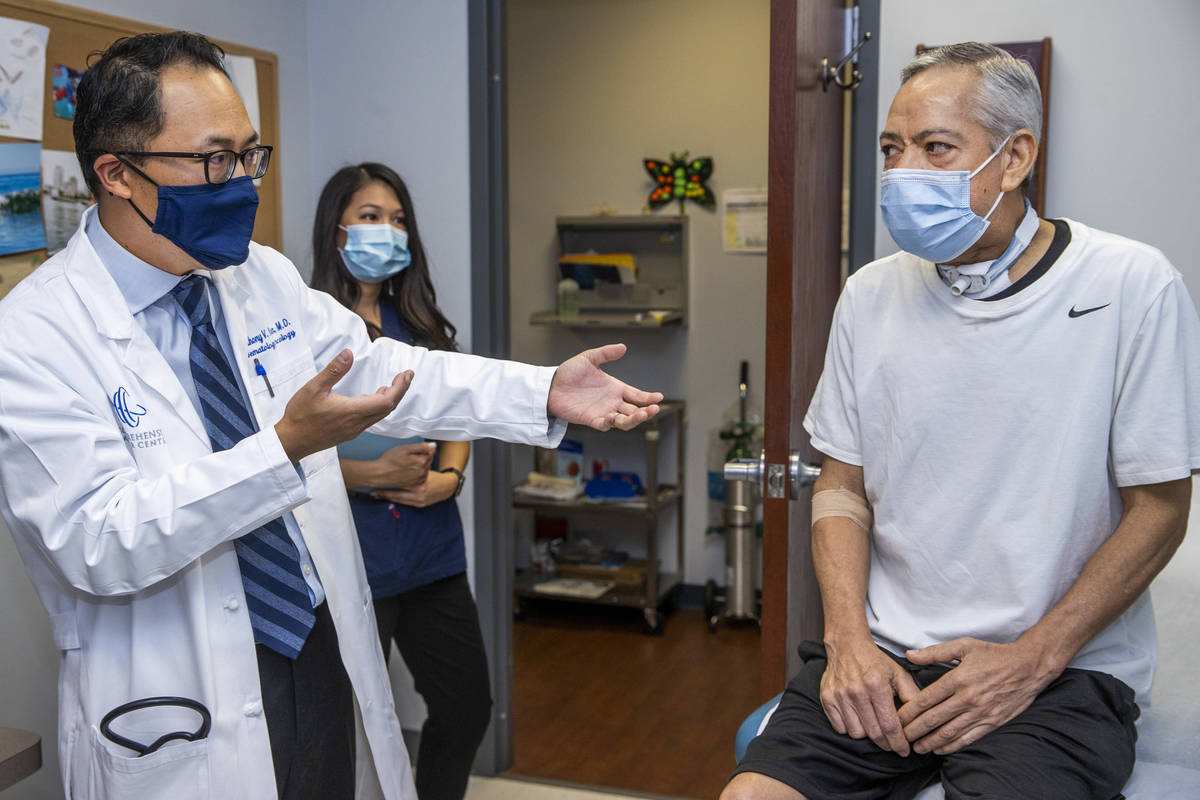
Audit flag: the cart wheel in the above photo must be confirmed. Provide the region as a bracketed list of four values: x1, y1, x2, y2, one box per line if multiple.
[704, 579, 719, 632]
[642, 608, 665, 636]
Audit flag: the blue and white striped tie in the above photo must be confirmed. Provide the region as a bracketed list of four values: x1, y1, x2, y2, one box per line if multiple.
[170, 275, 315, 659]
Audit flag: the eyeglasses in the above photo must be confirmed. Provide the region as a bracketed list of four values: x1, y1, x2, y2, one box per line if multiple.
[110, 145, 273, 185]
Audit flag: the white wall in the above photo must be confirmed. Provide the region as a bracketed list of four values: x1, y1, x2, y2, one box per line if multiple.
[873, 0, 1200, 301]
[507, 0, 771, 586]
[304, 0, 473, 732]
[304, 0, 473, 562]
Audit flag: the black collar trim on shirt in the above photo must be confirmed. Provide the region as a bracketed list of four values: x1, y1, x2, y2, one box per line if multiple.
[981, 219, 1071, 302]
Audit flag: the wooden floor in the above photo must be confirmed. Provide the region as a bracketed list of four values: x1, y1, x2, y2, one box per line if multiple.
[509, 601, 761, 800]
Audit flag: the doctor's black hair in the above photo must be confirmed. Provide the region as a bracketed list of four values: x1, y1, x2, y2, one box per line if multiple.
[74, 31, 229, 197]
[310, 164, 458, 352]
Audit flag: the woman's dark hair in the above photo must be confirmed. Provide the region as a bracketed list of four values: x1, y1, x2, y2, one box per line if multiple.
[74, 31, 228, 196]
[311, 163, 458, 351]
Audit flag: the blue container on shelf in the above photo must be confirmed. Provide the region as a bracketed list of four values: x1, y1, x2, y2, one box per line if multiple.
[584, 471, 643, 501]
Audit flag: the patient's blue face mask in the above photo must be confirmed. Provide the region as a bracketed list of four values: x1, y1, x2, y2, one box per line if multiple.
[338, 223, 411, 283]
[879, 138, 1010, 264]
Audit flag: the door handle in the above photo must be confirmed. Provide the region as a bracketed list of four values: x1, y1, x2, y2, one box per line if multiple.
[724, 451, 821, 500]
[790, 452, 822, 497]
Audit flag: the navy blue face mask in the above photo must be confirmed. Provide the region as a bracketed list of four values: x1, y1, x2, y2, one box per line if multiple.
[119, 158, 259, 270]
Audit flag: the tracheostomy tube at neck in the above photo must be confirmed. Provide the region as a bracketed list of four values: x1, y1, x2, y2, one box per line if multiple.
[937, 200, 1039, 298]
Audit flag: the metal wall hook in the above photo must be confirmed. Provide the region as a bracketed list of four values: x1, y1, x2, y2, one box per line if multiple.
[822, 30, 872, 91]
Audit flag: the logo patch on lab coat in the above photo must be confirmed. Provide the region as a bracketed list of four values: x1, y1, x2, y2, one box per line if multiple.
[111, 387, 166, 449]
[110, 387, 147, 428]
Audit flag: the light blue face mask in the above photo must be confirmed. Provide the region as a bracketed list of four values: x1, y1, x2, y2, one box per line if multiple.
[338, 223, 411, 282]
[879, 139, 1009, 264]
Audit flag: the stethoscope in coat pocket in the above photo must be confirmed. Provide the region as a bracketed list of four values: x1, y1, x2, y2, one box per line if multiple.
[100, 696, 211, 756]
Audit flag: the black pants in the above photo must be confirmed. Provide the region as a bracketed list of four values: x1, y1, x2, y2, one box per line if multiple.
[256, 601, 355, 800]
[736, 641, 1139, 800]
[375, 572, 493, 800]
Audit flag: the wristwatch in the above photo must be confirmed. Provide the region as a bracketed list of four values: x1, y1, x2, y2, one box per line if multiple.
[440, 466, 466, 497]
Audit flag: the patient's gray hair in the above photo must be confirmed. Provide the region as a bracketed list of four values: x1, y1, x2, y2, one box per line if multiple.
[901, 42, 1042, 150]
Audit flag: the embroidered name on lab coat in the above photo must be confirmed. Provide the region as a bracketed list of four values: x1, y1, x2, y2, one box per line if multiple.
[247, 318, 295, 357]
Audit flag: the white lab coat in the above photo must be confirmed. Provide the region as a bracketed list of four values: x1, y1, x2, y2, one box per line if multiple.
[0, 208, 564, 799]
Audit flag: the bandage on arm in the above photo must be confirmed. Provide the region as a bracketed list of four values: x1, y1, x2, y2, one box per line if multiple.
[811, 488, 872, 531]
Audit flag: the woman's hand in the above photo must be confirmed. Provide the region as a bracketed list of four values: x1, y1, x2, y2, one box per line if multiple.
[372, 469, 459, 508]
[373, 442, 436, 488]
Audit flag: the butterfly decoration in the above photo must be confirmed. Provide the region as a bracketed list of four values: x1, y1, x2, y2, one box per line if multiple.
[644, 151, 715, 214]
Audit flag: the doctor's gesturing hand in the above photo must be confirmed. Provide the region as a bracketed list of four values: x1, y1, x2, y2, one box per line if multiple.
[275, 349, 413, 462]
[549, 344, 662, 431]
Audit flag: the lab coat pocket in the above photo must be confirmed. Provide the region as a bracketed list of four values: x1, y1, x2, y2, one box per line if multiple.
[300, 445, 338, 478]
[87, 724, 210, 798]
[250, 350, 316, 427]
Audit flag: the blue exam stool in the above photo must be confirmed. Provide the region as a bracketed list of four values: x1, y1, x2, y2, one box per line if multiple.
[734, 693, 782, 763]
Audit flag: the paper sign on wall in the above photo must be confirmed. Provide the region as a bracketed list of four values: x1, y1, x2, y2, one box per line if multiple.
[0, 18, 49, 141]
[722, 188, 767, 253]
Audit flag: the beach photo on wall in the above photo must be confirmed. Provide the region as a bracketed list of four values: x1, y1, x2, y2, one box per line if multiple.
[0, 141, 47, 255]
[41, 149, 91, 253]
[52, 64, 84, 120]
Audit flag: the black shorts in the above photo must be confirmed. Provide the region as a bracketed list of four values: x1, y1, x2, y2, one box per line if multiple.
[734, 641, 1140, 800]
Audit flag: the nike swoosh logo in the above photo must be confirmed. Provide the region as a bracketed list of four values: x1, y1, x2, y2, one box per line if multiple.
[1068, 303, 1110, 318]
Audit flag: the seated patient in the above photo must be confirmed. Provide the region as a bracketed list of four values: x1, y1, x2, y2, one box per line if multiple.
[724, 42, 1200, 800]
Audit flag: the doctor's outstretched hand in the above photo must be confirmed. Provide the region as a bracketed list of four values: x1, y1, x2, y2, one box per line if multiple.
[548, 344, 662, 431]
[275, 349, 413, 462]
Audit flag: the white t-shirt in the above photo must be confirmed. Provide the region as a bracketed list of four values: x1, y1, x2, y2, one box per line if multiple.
[803, 219, 1200, 699]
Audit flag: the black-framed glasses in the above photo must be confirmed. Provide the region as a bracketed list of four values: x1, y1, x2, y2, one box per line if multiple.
[110, 145, 273, 185]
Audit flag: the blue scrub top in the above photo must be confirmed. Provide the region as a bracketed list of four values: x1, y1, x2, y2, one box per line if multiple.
[346, 300, 466, 598]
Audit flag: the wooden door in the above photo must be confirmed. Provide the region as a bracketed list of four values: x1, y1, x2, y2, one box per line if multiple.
[761, 0, 849, 698]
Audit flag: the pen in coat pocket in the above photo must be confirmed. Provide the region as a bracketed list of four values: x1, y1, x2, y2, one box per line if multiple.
[253, 358, 274, 397]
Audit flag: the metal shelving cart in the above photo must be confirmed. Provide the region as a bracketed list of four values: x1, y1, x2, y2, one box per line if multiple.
[512, 400, 686, 634]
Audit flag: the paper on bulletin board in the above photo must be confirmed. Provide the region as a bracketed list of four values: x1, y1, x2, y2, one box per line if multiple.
[41, 149, 92, 254]
[0, 141, 46, 255]
[223, 54, 261, 136]
[223, 55, 261, 186]
[52, 64, 85, 120]
[0, 18, 49, 141]
[722, 188, 767, 253]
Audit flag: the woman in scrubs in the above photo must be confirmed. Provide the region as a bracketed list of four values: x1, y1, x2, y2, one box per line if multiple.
[311, 163, 489, 800]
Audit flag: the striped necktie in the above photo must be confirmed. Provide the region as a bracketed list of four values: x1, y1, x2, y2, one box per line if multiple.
[169, 275, 315, 659]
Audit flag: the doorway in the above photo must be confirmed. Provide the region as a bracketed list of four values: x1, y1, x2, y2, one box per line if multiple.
[467, 0, 877, 795]
[503, 1, 770, 796]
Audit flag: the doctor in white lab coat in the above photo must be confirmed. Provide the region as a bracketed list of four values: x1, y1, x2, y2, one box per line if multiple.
[0, 31, 660, 800]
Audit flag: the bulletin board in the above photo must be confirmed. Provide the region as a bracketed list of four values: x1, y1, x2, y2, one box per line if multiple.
[0, 0, 282, 299]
